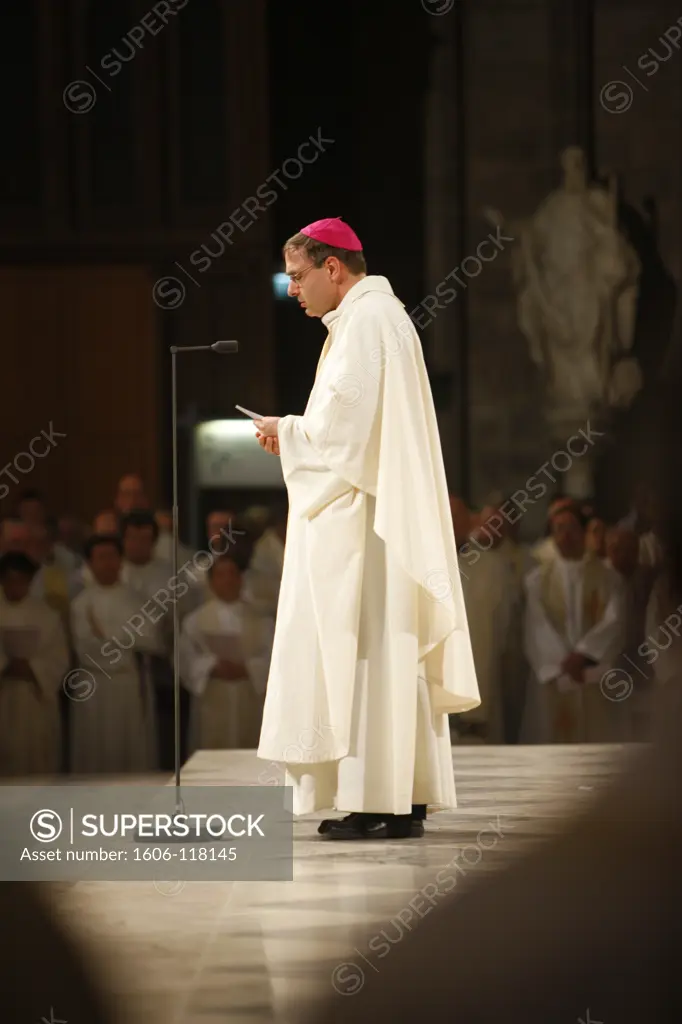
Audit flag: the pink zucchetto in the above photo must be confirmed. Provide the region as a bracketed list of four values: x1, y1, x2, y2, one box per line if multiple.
[299, 216, 363, 251]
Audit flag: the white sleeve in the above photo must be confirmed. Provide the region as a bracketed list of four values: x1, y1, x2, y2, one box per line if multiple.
[523, 569, 570, 683]
[30, 610, 70, 696]
[179, 615, 217, 697]
[245, 616, 275, 696]
[575, 572, 627, 664]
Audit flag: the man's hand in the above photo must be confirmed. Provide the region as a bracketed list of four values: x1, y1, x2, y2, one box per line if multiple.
[256, 433, 280, 455]
[254, 418, 280, 456]
[561, 651, 589, 683]
[254, 417, 280, 456]
[254, 417, 279, 438]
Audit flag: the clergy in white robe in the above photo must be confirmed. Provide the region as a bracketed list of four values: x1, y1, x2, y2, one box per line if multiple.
[120, 509, 179, 768]
[69, 534, 158, 773]
[252, 218, 479, 838]
[605, 526, 658, 739]
[74, 511, 119, 590]
[153, 509, 195, 567]
[27, 524, 83, 638]
[457, 508, 518, 743]
[179, 510, 249, 608]
[643, 573, 678, 689]
[0, 552, 69, 775]
[522, 501, 626, 743]
[247, 508, 287, 618]
[180, 552, 273, 752]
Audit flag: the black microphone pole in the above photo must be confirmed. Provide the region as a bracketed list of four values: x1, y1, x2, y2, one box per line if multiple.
[166, 341, 239, 836]
[134, 341, 238, 844]
[170, 341, 238, 808]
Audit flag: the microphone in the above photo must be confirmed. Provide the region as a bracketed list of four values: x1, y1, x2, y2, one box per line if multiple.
[169, 340, 238, 354]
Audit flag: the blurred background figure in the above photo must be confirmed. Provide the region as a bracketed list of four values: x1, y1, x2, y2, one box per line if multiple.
[153, 508, 195, 566]
[57, 514, 87, 563]
[180, 545, 273, 753]
[114, 473, 149, 515]
[585, 513, 607, 558]
[456, 504, 517, 744]
[0, 551, 69, 776]
[449, 495, 472, 553]
[93, 510, 120, 534]
[241, 505, 272, 543]
[0, 518, 30, 555]
[248, 502, 287, 618]
[27, 521, 80, 637]
[69, 534, 158, 774]
[521, 500, 626, 742]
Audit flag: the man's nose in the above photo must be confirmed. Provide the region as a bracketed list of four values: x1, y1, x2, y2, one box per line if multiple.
[287, 279, 299, 297]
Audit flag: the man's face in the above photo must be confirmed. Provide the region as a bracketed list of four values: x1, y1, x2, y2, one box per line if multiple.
[586, 518, 606, 556]
[89, 543, 122, 586]
[93, 511, 120, 534]
[471, 505, 504, 550]
[551, 511, 585, 560]
[1, 569, 32, 603]
[206, 512, 234, 544]
[116, 475, 147, 512]
[18, 499, 46, 526]
[122, 525, 155, 564]
[606, 527, 638, 576]
[210, 559, 242, 603]
[285, 248, 336, 318]
[0, 522, 30, 554]
[155, 511, 173, 534]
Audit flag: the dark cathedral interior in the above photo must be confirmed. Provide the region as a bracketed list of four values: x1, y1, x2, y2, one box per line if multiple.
[1, 2, 681, 1022]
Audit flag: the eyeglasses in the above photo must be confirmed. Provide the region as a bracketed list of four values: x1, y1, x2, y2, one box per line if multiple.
[287, 263, 318, 286]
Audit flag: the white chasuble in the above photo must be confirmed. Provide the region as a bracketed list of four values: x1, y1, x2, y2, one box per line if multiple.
[180, 598, 273, 752]
[0, 596, 69, 775]
[69, 582, 158, 773]
[522, 554, 626, 742]
[256, 275, 480, 815]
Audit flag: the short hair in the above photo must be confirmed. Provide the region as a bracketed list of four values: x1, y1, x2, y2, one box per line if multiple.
[549, 500, 590, 532]
[208, 535, 253, 575]
[0, 551, 40, 580]
[119, 508, 159, 541]
[283, 232, 366, 275]
[84, 533, 123, 561]
[16, 488, 44, 505]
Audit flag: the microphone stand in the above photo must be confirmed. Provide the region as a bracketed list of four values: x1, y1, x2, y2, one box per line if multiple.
[136, 340, 238, 844]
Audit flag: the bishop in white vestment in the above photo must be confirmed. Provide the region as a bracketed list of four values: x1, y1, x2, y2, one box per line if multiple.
[69, 534, 158, 773]
[252, 217, 479, 839]
[0, 553, 69, 775]
[522, 501, 626, 743]
[180, 552, 273, 752]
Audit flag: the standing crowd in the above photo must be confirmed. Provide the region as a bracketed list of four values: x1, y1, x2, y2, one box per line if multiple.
[452, 488, 667, 746]
[0, 474, 286, 776]
[0, 474, 665, 776]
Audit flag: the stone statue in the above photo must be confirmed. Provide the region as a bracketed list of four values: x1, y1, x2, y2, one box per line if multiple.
[485, 146, 641, 439]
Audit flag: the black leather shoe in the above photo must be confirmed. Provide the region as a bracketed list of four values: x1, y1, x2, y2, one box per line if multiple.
[323, 814, 422, 840]
[319, 806, 427, 835]
[317, 813, 361, 835]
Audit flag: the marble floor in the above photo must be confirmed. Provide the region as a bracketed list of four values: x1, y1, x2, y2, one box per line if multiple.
[48, 743, 635, 1024]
